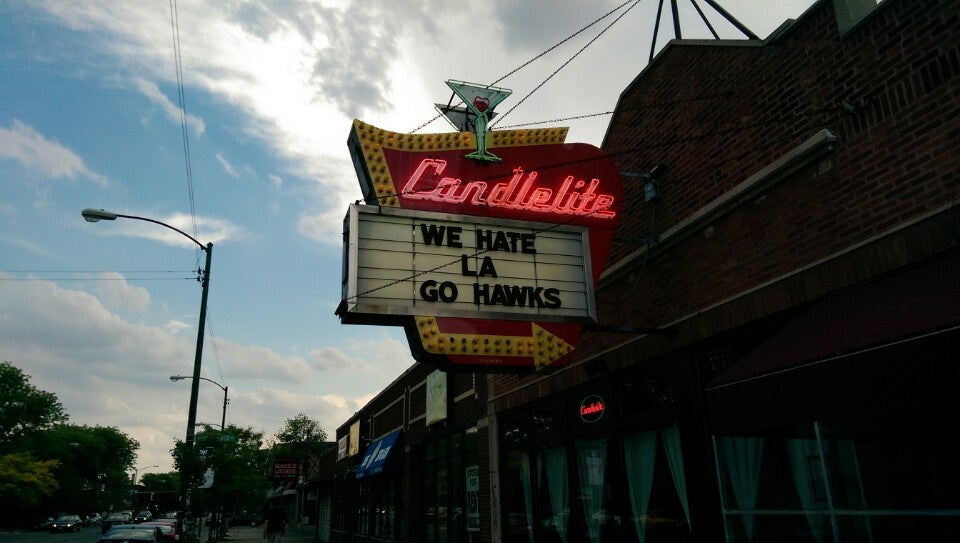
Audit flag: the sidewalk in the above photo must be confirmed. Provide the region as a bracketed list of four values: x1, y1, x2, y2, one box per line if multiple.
[220, 524, 318, 542]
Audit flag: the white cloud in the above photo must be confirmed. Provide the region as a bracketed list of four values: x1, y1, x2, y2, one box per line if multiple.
[94, 272, 152, 312]
[90, 211, 242, 249]
[0, 273, 400, 469]
[0, 233, 55, 259]
[0, 120, 108, 186]
[309, 335, 416, 379]
[163, 319, 191, 335]
[216, 153, 239, 178]
[133, 77, 206, 136]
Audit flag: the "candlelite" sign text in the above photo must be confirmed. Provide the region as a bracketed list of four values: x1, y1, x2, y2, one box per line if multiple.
[402, 159, 617, 219]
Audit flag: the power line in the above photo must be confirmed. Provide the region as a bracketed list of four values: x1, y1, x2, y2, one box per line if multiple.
[168, 0, 223, 373]
[491, 90, 733, 130]
[0, 269, 194, 274]
[409, 0, 639, 134]
[169, 0, 201, 271]
[491, 0, 643, 129]
[0, 276, 198, 282]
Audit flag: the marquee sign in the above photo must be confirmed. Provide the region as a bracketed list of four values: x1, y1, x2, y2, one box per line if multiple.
[338, 95, 621, 371]
[341, 204, 596, 323]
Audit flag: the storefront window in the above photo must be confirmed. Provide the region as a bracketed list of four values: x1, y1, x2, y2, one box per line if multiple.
[714, 408, 960, 542]
[501, 382, 693, 543]
[575, 438, 609, 543]
[616, 427, 692, 542]
[425, 440, 439, 543]
[424, 429, 478, 543]
[355, 475, 402, 538]
[504, 449, 534, 543]
[538, 447, 569, 543]
[368, 476, 400, 539]
[333, 473, 349, 532]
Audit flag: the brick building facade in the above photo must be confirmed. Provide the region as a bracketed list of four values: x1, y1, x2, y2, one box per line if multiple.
[490, 0, 959, 541]
[325, 1, 959, 542]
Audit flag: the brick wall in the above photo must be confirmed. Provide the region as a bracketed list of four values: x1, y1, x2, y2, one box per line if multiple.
[577, 0, 960, 356]
[486, 0, 959, 399]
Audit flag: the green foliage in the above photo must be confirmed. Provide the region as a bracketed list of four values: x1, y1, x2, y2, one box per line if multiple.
[0, 452, 59, 504]
[139, 471, 180, 515]
[18, 423, 139, 513]
[271, 413, 329, 459]
[173, 424, 271, 519]
[0, 361, 67, 450]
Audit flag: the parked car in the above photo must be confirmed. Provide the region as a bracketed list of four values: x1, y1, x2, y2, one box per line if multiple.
[229, 510, 264, 527]
[100, 524, 162, 543]
[33, 517, 55, 531]
[140, 520, 177, 542]
[50, 514, 83, 533]
[102, 511, 133, 533]
[86, 513, 103, 526]
[134, 510, 153, 523]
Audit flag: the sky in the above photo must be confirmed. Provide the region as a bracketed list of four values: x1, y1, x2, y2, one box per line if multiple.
[1, 0, 817, 474]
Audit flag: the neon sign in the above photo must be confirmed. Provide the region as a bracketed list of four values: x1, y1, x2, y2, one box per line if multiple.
[342, 119, 623, 371]
[579, 395, 606, 423]
[402, 159, 617, 219]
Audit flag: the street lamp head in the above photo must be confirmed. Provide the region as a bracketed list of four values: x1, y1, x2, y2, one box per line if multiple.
[82, 208, 118, 222]
[170, 375, 186, 382]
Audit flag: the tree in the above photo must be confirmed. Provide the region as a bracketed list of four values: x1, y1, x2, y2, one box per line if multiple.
[0, 452, 58, 505]
[269, 414, 329, 528]
[172, 424, 271, 527]
[20, 424, 139, 514]
[271, 413, 328, 459]
[0, 361, 67, 451]
[140, 471, 180, 516]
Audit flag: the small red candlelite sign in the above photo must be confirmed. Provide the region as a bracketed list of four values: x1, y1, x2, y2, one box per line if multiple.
[580, 395, 606, 423]
[340, 119, 622, 371]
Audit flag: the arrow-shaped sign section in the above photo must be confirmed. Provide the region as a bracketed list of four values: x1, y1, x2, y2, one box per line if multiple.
[413, 316, 574, 370]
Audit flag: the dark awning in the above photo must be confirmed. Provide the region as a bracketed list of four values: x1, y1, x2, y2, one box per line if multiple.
[706, 252, 960, 391]
[355, 429, 402, 479]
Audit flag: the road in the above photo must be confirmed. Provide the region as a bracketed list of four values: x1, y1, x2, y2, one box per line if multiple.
[0, 524, 316, 543]
[0, 526, 101, 543]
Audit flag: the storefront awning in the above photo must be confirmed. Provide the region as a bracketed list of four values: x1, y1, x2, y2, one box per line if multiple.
[355, 428, 402, 479]
[706, 252, 960, 390]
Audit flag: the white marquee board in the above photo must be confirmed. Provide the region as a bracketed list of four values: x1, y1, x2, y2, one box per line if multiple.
[340, 204, 596, 323]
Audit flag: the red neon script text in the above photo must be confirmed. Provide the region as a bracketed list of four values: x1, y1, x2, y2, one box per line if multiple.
[401, 159, 617, 219]
[580, 401, 605, 416]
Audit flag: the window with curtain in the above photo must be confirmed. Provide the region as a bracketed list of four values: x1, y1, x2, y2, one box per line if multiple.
[576, 438, 609, 543]
[538, 447, 569, 543]
[504, 449, 534, 543]
[623, 428, 692, 543]
[714, 408, 960, 542]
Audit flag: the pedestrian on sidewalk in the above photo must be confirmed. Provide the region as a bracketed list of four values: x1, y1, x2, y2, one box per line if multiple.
[263, 505, 287, 543]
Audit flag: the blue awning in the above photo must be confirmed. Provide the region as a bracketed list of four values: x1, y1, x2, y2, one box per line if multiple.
[355, 429, 402, 478]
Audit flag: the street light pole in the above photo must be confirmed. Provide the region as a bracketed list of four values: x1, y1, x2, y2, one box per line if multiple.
[82, 208, 212, 522]
[170, 375, 229, 430]
[169, 373, 228, 543]
[132, 465, 159, 488]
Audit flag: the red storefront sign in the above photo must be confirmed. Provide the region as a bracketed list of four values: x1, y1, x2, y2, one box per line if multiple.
[341, 120, 622, 371]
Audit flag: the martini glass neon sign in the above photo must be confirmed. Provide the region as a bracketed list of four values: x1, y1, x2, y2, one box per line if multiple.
[446, 79, 511, 163]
